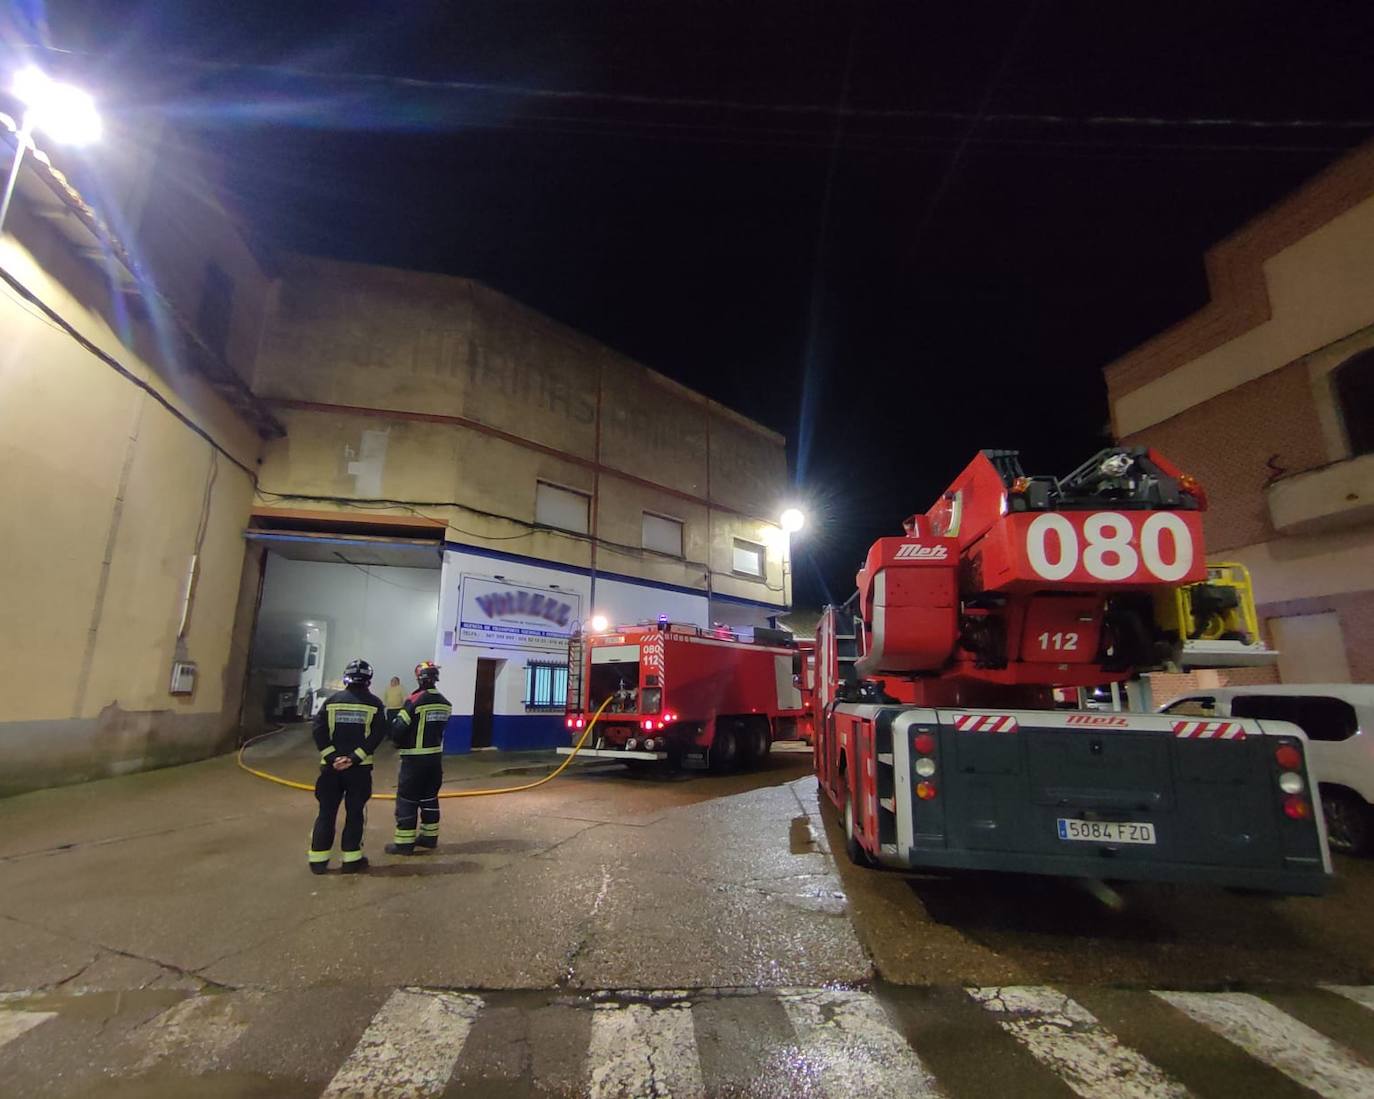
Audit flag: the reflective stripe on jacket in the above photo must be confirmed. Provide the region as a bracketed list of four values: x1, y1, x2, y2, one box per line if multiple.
[392, 689, 452, 755]
[311, 687, 387, 766]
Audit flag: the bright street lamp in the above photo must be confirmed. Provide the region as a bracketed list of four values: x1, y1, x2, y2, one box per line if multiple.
[1, 66, 102, 235]
[779, 507, 806, 535]
[589, 614, 609, 633]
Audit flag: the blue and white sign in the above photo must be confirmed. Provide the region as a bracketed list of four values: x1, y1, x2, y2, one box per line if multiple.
[456, 574, 582, 652]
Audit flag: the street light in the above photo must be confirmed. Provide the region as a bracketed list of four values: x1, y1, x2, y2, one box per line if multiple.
[1, 66, 102, 235]
[780, 507, 806, 535]
[589, 614, 609, 633]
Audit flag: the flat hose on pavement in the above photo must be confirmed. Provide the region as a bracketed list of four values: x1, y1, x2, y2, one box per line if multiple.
[236, 697, 613, 799]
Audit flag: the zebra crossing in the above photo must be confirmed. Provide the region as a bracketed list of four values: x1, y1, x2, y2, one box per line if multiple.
[0, 982, 1372, 1097]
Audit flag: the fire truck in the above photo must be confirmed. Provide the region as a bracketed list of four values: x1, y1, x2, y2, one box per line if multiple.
[560, 620, 807, 770]
[816, 447, 1331, 894]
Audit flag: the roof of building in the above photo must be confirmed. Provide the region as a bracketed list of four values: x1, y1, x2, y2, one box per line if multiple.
[1104, 138, 1374, 403]
[0, 110, 284, 439]
[277, 252, 786, 446]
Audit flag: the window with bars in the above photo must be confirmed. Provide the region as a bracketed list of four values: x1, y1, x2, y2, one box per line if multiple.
[524, 661, 569, 712]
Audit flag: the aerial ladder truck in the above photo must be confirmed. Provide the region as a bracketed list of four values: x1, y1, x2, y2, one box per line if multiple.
[815, 447, 1329, 894]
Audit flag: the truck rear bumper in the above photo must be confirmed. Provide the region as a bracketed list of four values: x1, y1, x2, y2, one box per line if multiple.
[556, 747, 668, 761]
[886, 845, 1329, 895]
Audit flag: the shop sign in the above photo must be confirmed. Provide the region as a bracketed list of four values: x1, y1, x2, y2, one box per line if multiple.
[456, 575, 582, 651]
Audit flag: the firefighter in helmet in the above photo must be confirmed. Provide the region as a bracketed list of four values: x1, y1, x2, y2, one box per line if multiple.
[308, 658, 388, 874]
[386, 660, 452, 855]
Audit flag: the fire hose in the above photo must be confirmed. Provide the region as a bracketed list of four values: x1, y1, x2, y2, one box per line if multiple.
[236, 696, 612, 799]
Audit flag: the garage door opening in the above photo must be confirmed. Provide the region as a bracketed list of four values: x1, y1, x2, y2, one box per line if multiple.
[244, 531, 442, 732]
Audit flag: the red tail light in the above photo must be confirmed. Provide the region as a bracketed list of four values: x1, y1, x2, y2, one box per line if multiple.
[1283, 795, 1312, 821]
[913, 733, 936, 755]
[575, 718, 584, 729]
[643, 719, 653, 730]
[565, 718, 574, 729]
[1274, 744, 1302, 771]
[916, 781, 938, 801]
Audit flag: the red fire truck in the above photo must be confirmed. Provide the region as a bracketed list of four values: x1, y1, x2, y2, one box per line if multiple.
[816, 447, 1331, 894]
[560, 620, 807, 770]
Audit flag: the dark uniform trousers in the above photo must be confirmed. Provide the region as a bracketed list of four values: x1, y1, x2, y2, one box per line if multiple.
[311, 764, 373, 862]
[395, 757, 442, 849]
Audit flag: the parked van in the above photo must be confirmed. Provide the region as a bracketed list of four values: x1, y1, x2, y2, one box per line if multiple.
[1160, 685, 1374, 855]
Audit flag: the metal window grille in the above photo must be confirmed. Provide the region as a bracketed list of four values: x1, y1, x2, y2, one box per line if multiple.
[524, 661, 569, 712]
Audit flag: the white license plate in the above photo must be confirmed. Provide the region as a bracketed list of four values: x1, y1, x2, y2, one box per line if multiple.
[1057, 818, 1156, 845]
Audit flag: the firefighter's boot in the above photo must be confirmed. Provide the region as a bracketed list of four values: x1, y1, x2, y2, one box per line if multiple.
[340, 854, 369, 874]
[385, 842, 417, 856]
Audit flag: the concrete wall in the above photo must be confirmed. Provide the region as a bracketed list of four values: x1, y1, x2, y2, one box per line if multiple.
[0, 194, 267, 795]
[252, 254, 791, 614]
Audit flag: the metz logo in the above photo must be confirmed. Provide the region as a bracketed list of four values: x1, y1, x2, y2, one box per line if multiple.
[894, 543, 949, 560]
[1065, 714, 1130, 727]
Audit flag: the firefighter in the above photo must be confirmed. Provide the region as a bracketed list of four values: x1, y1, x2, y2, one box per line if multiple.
[386, 660, 452, 855]
[308, 658, 387, 874]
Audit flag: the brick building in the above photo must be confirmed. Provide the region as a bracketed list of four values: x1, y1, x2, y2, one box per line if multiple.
[1105, 140, 1374, 697]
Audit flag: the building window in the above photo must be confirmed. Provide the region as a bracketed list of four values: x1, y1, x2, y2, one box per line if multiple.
[1231, 694, 1359, 742]
[1333, 349, 1374, 457]
[535, 481, 590, 534]
[732, 538, 765, 577]
[196, 261, 234, 360]
[523, 661, 568, 712]
[1162, 696, 1217, 718]
[642, 512, 684, 558]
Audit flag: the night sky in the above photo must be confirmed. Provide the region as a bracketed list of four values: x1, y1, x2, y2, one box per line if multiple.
[24, 1, 1374, 606]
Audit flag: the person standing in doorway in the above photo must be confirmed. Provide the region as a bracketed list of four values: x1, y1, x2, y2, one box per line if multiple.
[308, 659, 387, 875]
[386, 661, 451, 855]
[383, 675, 405, 724]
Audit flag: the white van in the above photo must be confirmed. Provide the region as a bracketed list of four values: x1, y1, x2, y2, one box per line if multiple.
[1160, 685, 1374, 855]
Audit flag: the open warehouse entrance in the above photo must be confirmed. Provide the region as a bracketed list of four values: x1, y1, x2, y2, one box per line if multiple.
[242, 518, 443, 733]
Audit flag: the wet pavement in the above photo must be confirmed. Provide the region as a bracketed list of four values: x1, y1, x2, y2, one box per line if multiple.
[2, 730, 1373, 1095]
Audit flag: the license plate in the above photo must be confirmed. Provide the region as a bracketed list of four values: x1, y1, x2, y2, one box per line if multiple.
[1057, 818, 1156, 845]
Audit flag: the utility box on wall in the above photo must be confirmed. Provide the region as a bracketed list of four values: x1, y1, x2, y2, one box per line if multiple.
[169, 661, 197, 695]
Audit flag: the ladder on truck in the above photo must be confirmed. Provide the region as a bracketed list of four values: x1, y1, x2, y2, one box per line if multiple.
[565, 632, 584, 712]
[835, 603, 860, 684]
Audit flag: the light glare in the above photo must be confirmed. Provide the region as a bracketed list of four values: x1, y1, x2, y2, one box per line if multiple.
[780, 507, 805, 534]
[11, 66, 101, 146]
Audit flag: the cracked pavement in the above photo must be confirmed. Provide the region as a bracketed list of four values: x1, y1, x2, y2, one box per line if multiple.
[0, 741, 868, 999]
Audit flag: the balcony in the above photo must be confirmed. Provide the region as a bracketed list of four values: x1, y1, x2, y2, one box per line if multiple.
[1267, 453, 1374, 534]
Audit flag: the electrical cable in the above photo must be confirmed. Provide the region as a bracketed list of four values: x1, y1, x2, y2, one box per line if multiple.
[255, 486, 787, 593]
[0, 262, 258, 481]
[236, 695, 613, 798]
[25, 40, 1374, 132]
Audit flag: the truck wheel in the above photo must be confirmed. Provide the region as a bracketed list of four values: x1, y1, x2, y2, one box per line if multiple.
[755, 720, 772, 761]
[710, 726, 740, 773]
[1322, 788, 1372, 856]
[739, 719, 769, 768]
[844, 794, 873, 867]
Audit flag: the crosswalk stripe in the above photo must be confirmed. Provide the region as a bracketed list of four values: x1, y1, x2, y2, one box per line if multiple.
[969, 986, 1189, 1099]
[1155, 990, 1374, 1099]
[1323, 985, 1374, 1014]
[586, 995, 705, 1099]
[321, 988, 483, 1099]
[778, 987, 943, 1097]
[0, 1009, 55, 1051]
[136, 992, 263, 1072]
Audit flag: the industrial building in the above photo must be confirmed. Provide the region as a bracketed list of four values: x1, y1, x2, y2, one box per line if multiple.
[1105, 139, 1374, 699]
[0, 114, 792, 794]
[246, 255, 793, 751]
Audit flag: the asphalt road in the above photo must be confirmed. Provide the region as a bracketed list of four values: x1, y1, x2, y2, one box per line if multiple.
[1, 732, 1372, 1096]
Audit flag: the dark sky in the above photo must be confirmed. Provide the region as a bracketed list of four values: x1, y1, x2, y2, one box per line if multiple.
[25, 1, 1374, 605]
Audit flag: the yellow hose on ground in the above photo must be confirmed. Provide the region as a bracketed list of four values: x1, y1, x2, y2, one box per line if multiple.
[236, 697, 613, 799]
